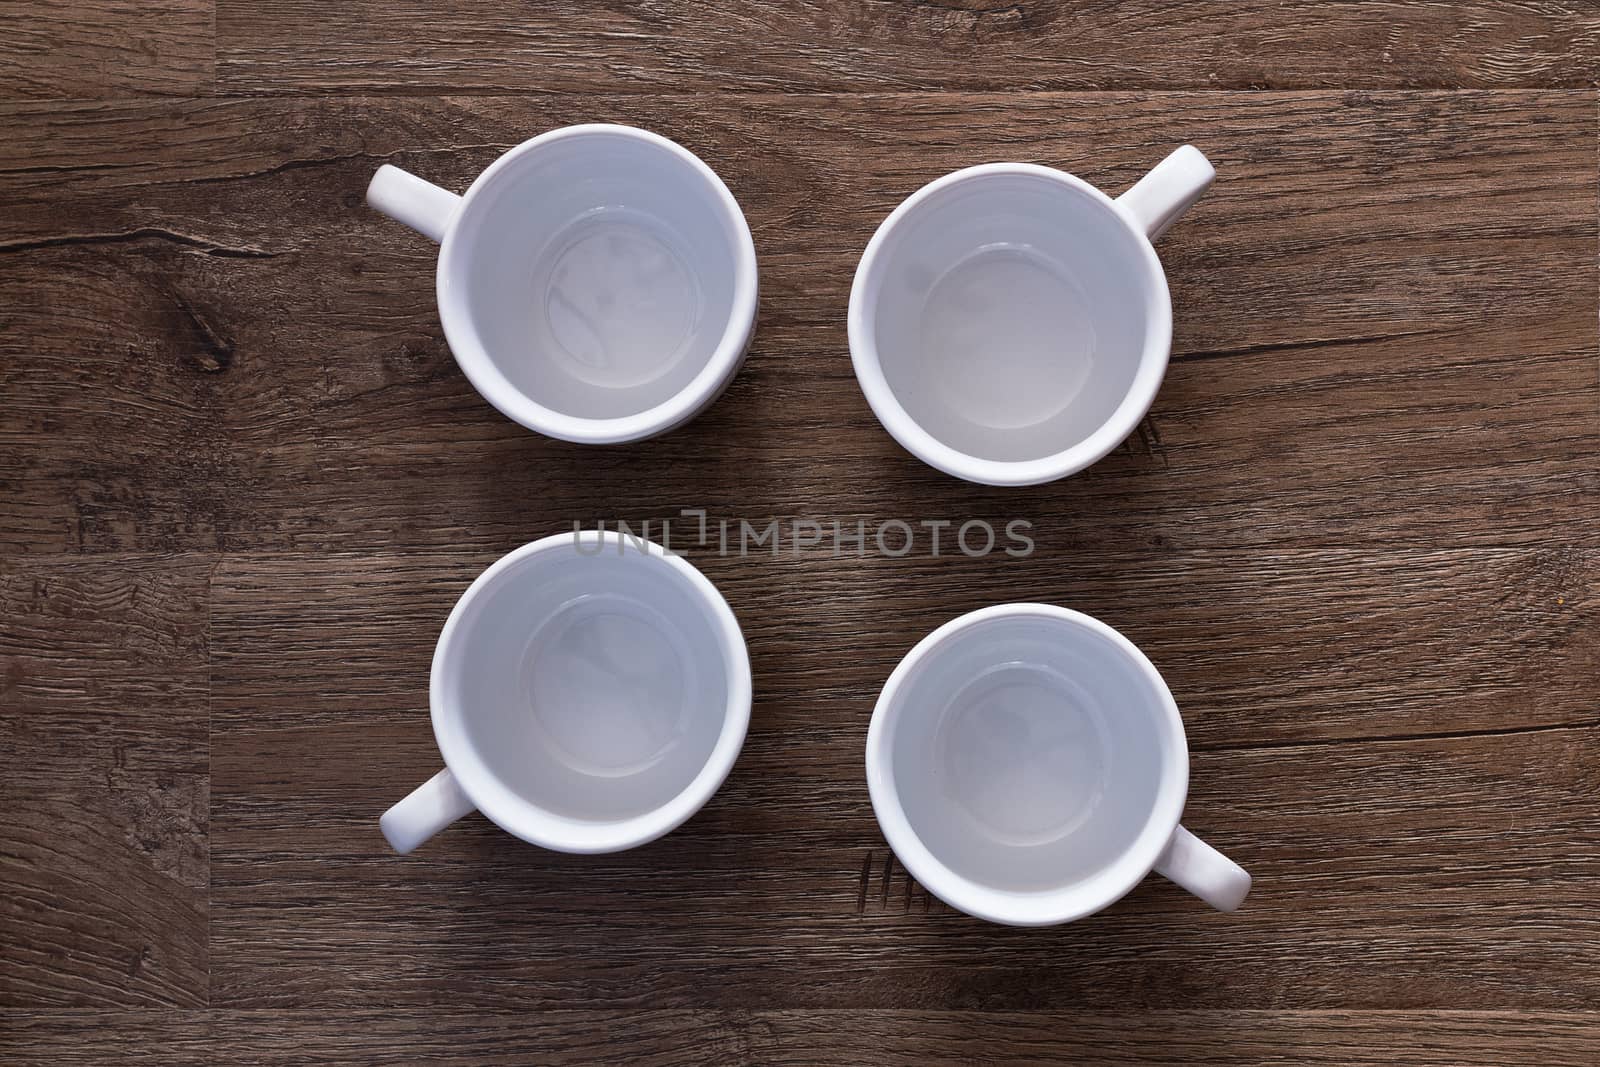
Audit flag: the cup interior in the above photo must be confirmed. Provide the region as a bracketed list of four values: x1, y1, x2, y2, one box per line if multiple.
[446, 128, 752, 425]
[872, 608, 1186, 920]
[434, 537, 748, 843]
[854, 167, 1167, 476]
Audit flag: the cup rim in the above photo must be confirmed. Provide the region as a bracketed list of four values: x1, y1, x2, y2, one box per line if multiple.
[429, 530, 753, 853]
[847, 162, 1172, 487]
[864, 603, 1190, 925]
[436, 124, 759, 444]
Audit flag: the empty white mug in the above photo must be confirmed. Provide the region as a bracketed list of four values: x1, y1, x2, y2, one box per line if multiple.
[849, 146, 1214, 486]
[368, 124, 759, 443]
[381, 530, 752, 854]
[865, 604, 1249, 925]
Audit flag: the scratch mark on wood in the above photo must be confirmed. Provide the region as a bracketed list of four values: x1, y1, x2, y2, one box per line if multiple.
[0, 228, 278, 259]
[856, 850, 872, 914]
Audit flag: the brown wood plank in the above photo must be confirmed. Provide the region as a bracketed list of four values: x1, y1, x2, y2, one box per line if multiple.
[215, 2, 1600, 92]
[0, 556, 210, 1007]
[208, 546, 1595, 745]
[0, 0, 214, 99]
[1, 91, 1594, 555]
[208, 548, 1599, 1009]
[4, 1009, 1600, 1065]
[208, 725, 1600, 1009]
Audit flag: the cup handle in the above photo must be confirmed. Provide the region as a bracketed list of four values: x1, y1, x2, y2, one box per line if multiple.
[1115, 145, 1216, 242]
[1153, 824, 1251, 911]
[366, 164, 462, 244]
[380, 767, 477, 854]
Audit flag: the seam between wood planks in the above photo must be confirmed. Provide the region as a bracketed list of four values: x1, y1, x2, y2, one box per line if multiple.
[1192, 717, 1600, 755]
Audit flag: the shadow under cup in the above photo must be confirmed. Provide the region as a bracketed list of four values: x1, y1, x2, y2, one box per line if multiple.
[870, 609, 1188, 922]
[432, 539, 749, 846]
[852, 167, 1170, 481]
[443, 129, 754, 430]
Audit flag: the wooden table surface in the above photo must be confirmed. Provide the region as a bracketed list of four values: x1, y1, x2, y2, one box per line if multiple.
[3, 3, 1599, 1063]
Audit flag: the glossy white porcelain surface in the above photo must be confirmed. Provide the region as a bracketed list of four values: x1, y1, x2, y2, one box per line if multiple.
[369, 125, 758, 443]
[866, 604, 1249, 925]
[850, 147, 1214, 486]
[381, 531, 751, 854]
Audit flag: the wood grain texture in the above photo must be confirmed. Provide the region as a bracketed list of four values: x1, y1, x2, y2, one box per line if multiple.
[3, 1, 1599, 1059]
[214, 1, 1600, 92]
[4, 1010, 1600, 1065]
[2, 92, 1594, 555]
[207, 548, 1599, 1010]
[0, 556, 210, 1007]
[0, 0, 214, 99]
[208, 546, 1595, 746]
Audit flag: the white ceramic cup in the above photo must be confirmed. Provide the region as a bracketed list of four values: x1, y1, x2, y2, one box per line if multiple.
[368, 124, 759, 444]
[865, 604, 1249, 925]
[849, 146, 1215, 486]
[381, 530, 752, 855]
